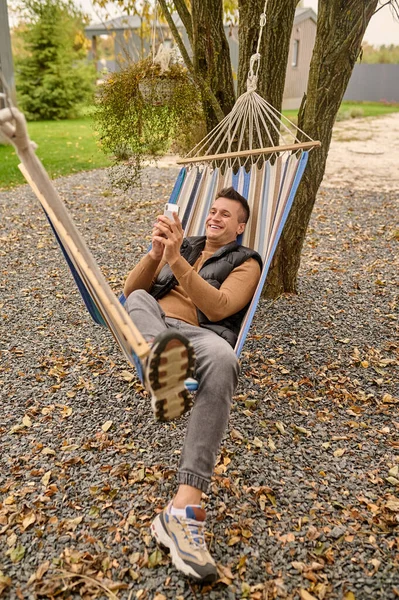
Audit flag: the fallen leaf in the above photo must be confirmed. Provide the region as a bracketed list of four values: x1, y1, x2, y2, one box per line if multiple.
[41, 470, 52, 486]
[42, 447, 56, 456]
[0, 571, 12, 595]
[61, 405, 73, 417]
[385, 498, 399, 512]
[121, 370, 135, 382]
[9, 544, 25, 563]
[268, 436, 276, 451]
[36, 560, 50, 580]
[22, 513, 36, 531]
[300, 589, 317, 600]
[148, 549, 163, 568]
[64, 516, 83, 531]
[227, 535, 241, 546]
[334, 448, 346, 457]
[275, 421, 286, 435]
[22, 415, 32, 428]
[253, 437, 263, 448]
[102, 420, 113, 432]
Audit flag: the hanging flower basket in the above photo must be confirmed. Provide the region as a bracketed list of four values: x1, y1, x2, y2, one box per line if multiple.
[138, 78, 176, 106]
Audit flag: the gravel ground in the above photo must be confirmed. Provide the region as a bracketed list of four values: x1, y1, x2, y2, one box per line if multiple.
[0, 167, 398, 600]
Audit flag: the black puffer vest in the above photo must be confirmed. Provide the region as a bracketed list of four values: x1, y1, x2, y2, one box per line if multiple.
[150, 236, 262, 347]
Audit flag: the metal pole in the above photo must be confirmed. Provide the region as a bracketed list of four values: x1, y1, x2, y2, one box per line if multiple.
[0, 0, 16, 110]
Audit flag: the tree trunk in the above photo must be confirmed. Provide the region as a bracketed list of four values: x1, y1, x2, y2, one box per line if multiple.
[264, 0, 379, 298]
[238, 0, 298, 145]
[191, 0, 236, 129]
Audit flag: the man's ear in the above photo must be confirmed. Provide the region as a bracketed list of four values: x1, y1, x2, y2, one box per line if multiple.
[237, 223, 246, 235]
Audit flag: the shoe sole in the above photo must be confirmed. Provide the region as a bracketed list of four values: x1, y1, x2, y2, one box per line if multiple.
[151, 514, 217, 583]
[146, 332, 196, 421]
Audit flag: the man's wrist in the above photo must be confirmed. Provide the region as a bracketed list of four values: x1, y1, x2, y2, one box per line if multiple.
[148, 249, 163, 262]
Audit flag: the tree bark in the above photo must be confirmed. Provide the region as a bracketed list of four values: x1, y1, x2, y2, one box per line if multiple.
[264, 0, 379, 298]
[191, 0, 236, 129]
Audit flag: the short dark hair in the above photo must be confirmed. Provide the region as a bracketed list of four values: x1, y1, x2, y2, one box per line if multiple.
[215, 187, 250, 223]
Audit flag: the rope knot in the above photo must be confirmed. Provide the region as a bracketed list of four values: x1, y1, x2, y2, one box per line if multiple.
[246, 74, 258, 92]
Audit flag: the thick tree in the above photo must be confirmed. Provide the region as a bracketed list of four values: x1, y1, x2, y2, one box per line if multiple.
[94, 0, 398, 296]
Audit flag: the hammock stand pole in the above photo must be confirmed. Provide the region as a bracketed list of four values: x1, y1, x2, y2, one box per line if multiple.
[178, 140, 321, 165]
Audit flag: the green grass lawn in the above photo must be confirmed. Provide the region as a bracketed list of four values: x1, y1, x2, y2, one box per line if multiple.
[0, 118, 111, 190]
[283, 100, 399, 122]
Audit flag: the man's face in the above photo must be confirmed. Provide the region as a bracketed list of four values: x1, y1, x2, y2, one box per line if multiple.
[205, 197, 246, 245]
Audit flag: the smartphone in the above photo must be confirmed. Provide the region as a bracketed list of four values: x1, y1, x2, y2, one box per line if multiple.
[163, 203, 180, 221]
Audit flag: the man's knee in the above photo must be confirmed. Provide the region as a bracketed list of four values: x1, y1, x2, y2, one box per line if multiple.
[125, 289, 151, 310]
[202, 338, 239, 379]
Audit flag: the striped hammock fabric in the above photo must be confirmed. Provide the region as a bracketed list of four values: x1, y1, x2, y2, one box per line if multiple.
[162, 150, 309, 356]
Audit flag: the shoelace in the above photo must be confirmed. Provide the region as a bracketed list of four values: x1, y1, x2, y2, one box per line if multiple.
[183, 518, 207, 549]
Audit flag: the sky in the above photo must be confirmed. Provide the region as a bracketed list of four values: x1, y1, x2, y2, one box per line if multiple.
[77, 0, 399, 47]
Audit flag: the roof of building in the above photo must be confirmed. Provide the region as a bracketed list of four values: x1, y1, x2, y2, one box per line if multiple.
[85, 14, 182, 34]
[85, 7, 317, 35]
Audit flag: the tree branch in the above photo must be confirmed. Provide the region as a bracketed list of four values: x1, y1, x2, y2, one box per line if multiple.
[172, 0, 193, 46]
[373, 0, 399, 17]
[157, 0, 225, 121]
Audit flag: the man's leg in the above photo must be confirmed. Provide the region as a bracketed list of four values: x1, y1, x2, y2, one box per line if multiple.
[125, 289, 167, 341]
[125, 291, 196, 420]
[151, 326, 239, 581]
[176, 325, 239, 495]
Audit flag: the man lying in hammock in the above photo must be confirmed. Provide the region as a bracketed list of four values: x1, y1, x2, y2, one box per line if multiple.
[124, 187, 262, 582]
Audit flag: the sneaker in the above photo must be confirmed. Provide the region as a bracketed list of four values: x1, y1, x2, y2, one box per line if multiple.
[151, 503, 218, 583]
[145, 329, 196, 422]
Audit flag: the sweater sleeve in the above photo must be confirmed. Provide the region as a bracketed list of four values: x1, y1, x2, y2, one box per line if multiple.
[124, 254, 166, 298]
[169, 256, 261, 321]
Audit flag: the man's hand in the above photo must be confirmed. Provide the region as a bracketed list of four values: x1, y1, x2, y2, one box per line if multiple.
[153, 212, 184, 265]
[148, 223, 165, 261]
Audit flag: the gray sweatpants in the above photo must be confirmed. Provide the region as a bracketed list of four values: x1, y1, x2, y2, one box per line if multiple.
[125, 289, 240, 493]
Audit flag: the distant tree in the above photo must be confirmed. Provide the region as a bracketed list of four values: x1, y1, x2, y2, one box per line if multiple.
[15, 0, 96, 120]
[360, 41, 399, 63]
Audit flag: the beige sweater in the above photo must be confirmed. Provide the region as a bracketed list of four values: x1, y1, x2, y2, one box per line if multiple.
[124, 240, 261, 327]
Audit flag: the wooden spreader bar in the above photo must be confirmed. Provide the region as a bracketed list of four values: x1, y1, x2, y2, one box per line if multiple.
[177, 140, 321, 165]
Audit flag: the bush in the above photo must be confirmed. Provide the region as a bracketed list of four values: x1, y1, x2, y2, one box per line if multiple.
[93, 58, 204, 182]
[15, 0, 96, 120]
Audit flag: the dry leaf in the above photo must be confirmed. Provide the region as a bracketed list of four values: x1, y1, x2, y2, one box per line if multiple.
[300, 589, 317, 600]
[275, 421, 286, 435]
[22, 513, 36, 531]
[121, 370, 135, 382]
[102, 420, 113, 432]
[227, 535, 241, 546]
[268, 436, 276, 451]
[22, 415, 32, 428]
[41, 470, 52, 486]
[385, 498, 399, 512]
[334, 448, 346, 457]
[36, 560, 50, 580]
[42, 447, 56, 456]
[0, 571, 12, 595]
[61, 406, 73, 417]
[253, 437, 263, 448]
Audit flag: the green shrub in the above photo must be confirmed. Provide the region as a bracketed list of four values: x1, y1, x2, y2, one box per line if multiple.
[15, 0, 96, 120]
[350, 107, 364, 119]
[93, 58, 204, 178]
